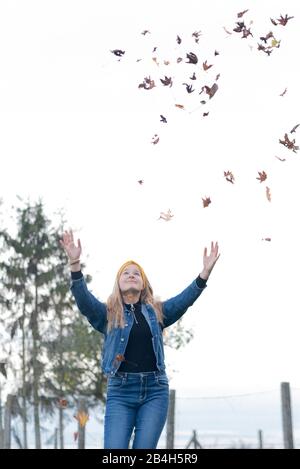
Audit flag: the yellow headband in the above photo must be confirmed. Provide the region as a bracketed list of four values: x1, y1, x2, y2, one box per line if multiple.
[117, 260, 146, 288]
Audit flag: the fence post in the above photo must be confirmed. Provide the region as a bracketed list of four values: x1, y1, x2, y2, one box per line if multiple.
[281, 382, 294, 449]
[4, 394, 14, 449]
[166, 389, 175, 449]
[77, 399, 87, 449]
[258, 429, 263, 449]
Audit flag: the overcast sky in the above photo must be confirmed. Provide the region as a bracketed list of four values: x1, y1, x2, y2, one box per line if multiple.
[1, 0, 300, 400]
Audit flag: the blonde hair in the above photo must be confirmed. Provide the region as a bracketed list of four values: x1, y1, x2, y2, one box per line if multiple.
[106, 261, 164, 332]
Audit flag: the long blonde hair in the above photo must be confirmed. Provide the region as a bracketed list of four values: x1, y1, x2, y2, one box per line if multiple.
[106, 261, 164, 332]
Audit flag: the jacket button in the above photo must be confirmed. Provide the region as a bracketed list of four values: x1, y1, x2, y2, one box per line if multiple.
[121, 338, 124, 342]
[125, 324, 128, 327]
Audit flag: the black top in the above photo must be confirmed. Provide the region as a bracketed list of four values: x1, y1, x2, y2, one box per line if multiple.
[71, 271, 207, 372]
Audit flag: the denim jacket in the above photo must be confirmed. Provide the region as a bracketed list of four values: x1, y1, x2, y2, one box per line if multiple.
[70, 275, 207, 376]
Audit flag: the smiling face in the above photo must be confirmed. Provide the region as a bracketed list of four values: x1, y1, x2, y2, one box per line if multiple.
[118, 263, 144, 295]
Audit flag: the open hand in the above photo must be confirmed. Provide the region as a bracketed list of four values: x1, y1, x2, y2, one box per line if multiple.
[200, 241, 220, 280]
[60, 229, 82, 262]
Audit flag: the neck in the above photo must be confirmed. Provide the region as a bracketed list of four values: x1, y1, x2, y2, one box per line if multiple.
[122, 293, 140, 304]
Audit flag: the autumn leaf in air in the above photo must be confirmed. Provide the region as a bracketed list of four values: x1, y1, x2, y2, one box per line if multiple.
[138, 76, 155, 90]
[58, 399, 68, 409]
[290, 124, 300, 134]
[137, 180, 144, 185]
[262, 237, 271, 242]
[214, 50, 220, 56]
[151, 134, 159, 144]
[223, 26, 232, 35]
[192, 31, 202, 43]
[186, 52, 198, 64]
[274, 155, 286, 162]
[279, 88, 287, 96]
[160, 115, 167, 123]
[175, 104, 185, 109]
[256, 171, 267, 183]
[203, 60, 213, 71]
[189, 72, 197, 80]
[203, 112, 209, 117]
[266, 186, 271, 202]
[141, 30, 150, 35]
[202, 197, 211, 208]
[182, 83, 195, 93]
[74, 411, 89, 428]
[201, 83, 218, 99]
[74, 432, 79, 442]
[176, 35, 182, 44]
[279, 133, 299, 152]
[158, 209, 174, 221]
[224, 171, 235, 184]
[271, 14, 294, 26]
[237, 9, 249, 18]
[110, 49, 125, 57]
[160, 76, 173, 87]
[177, 57, 183, 63]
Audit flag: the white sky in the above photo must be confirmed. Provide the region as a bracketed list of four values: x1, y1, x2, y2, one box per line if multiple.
[1, 0, 300, 396]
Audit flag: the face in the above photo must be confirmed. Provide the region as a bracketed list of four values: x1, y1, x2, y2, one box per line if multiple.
[119, 264, 144, 294]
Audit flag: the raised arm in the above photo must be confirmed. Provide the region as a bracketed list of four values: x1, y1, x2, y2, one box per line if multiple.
[60, 229, 107, 333]
[162, 241, 220, 327]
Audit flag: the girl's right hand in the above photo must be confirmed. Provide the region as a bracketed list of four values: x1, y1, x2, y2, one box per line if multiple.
[60, 229, 82, 261]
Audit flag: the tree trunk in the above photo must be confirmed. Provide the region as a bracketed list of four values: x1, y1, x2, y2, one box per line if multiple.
[21, 301, 28, 449]
[32, 280, 41, 449]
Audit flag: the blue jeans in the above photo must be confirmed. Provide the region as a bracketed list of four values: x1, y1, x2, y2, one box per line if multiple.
[104, 371, 169, 449]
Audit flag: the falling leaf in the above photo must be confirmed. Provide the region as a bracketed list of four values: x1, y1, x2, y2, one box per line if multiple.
[266, 186, 271, 202]
[189, 72, 197, 80]
[160, 115, 167, 123]
[201, 83, 218, 99]
[192, 31, 202, 43]
[152, 57, 159, 66]
[256, 170, 267, 183]
[141, 30, 150, 35]
[203, 60, 213, 71]
[158, 209, 174, 221]
[203, 112, 209, 117]
[74, 432, 79, 442]
[279, 133, 299, 152]
[186, 52, 198, 64]
[175, 104, 185, 109]
[223, 26, 232, 35]
[274, 155, 286, 162]
[110, 49, 125, 57]
[151, 134, 159, 144]
[137, 180, 144, 185]
[138, 76, 156, 90]
[214, 50, 220, 56]
[271, 38, 281, 48]
[163, 60, 170, 65]
[290, 124, 300, 134]
[74, 411, 89, 428]
[177, 57, 183, 63]
[272, 14, 294, 26]
[237, 9, 249, 18]
[182, 83, 194, 93]
[160, 76, 173, 87]
[202, 197, 211, 208]
[58, 398, 68, 409]
[262, 237, 271, 242]
[279, 88, 287, 96]
[224, 171, 235, 184]
[176, 35, 182, 44]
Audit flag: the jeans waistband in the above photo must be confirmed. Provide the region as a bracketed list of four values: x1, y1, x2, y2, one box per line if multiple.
[115, 370, 166, 378]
